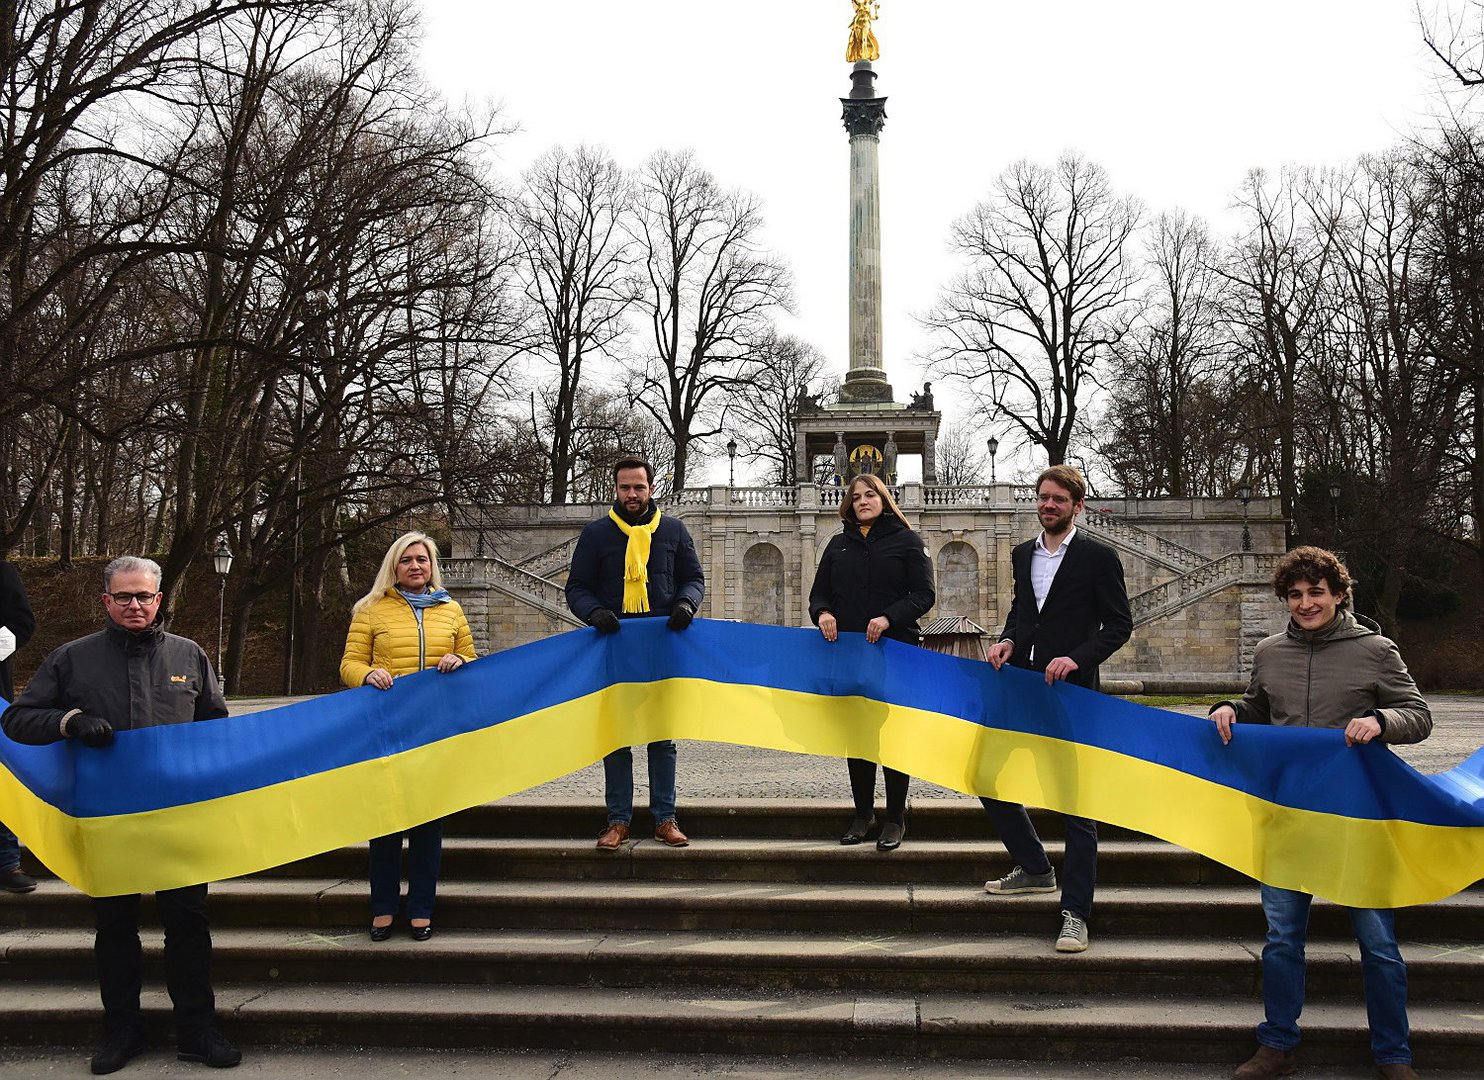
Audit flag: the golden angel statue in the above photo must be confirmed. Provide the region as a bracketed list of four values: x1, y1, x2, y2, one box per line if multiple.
[846, 0, 880, 63]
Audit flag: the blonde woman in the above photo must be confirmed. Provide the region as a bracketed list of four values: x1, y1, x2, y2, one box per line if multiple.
[808, 473, 935, 851]
[340, 531, 475, 942]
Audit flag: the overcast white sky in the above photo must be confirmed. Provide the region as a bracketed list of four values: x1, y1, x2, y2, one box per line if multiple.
[415, 1, 1463, 481]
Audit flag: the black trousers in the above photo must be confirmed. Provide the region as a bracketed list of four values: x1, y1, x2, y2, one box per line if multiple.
[847, 758, 909, 824]
[980, 797, 1098, 919]
[92, 883, 214, 1038]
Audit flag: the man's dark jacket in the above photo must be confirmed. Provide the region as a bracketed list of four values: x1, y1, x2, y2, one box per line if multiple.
[0, 561, 36, 702]
[1, 620, 227, 744]
[809, 514, 936, 644]
[1000, 530, 1132, 690]
[565, 504, 705, 623]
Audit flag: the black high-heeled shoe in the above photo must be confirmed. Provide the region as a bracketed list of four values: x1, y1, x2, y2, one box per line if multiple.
[876, 821, 905, 851]
[369, 921, 393, 942]
[839, 816, 876, 845]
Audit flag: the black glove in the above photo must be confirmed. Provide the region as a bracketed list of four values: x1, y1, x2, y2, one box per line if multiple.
[70, 714, 115, 749]
[589, 608, 620, 634]
[667, 600, 695, 631]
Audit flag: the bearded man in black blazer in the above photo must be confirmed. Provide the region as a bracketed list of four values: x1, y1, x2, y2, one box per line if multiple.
[981, 464, 1131, 953]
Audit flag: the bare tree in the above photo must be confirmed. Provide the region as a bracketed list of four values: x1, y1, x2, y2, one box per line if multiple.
[728, 329, 832, 486]
[513, 145, 637, 503]
[935, 422, 990, 486]
[1099, 210, 1233, 496]
[924, 153, 1141, 466]
[628, 149, 791, 490]
[1419, 1, 1484, 84]
[1218, 168, 1342, 544]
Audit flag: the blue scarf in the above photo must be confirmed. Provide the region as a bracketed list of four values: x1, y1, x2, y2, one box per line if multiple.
[396, 588, 452, 610]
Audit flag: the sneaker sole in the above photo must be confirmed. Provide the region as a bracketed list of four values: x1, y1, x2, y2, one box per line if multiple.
[1055, 938, 1088, 953]
[984, 882, 1057, 895]
[176, 1051, 242, 1068]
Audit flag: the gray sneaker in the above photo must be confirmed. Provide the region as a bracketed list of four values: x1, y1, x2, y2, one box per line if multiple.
[984, 865, 1057, 895]
[1055, 910, 1088, 953]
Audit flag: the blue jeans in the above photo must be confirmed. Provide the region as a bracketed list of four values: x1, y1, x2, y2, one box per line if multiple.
[368, 819, 443, 920]
[1257, 884, 1411, 1065]
[603, 741, 677, 826]
[0, 822, 19, 871]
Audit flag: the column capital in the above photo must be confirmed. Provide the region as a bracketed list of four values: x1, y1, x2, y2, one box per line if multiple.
[841, 97, 887, 139]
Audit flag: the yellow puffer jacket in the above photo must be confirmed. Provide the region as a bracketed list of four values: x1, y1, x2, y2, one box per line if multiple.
[339, 589, 477, 688]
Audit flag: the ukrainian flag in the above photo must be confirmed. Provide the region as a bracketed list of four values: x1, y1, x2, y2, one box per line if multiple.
[1, 619, 1480, 905]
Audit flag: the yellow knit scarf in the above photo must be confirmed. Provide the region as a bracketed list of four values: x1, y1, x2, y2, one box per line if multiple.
[608, 508, 662, 613]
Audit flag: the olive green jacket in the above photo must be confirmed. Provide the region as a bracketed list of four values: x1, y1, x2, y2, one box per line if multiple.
[1223, 609, 1431, 744]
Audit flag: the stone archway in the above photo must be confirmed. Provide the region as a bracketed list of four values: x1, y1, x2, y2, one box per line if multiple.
[936, 540, 980, 621]
[743, 542, 786, 625]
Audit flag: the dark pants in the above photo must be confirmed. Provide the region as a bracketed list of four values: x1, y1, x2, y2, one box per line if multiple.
[981, 797, 1099, 919]
[93, 884, 214, 1038]
[848, 758, 910, 824]
[369, 819, 443, 920]
[0, 822, 19, 871]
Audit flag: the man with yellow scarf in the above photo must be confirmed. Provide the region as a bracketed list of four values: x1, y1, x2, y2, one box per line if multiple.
[566, 455, 706, 850]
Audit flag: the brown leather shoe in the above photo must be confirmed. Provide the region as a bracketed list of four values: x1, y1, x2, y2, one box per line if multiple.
[654, 820, 689, 847]
[595, 822, 630, 850]
[1234, 1045, 1297, 1079]
[1377, 1065, 1420, 1080]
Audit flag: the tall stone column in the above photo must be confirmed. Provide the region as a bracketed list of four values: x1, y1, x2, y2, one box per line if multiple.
[840, 62, 892, 403]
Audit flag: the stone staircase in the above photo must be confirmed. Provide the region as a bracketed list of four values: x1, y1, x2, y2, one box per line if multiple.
[442, 556, 583, 629]
[1129, 552, 1281, 629]
[1078, 511, 1211, 575]
[2, 799, 1480, 1069]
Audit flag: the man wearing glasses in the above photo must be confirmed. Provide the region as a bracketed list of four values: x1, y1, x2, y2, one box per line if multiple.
[980, 465, 1132, 955]
[1, 556, 239, 1074]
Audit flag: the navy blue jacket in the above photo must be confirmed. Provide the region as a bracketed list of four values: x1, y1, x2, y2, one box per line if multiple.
[809, 514, 935, 644]
[565, 504, 705, 623]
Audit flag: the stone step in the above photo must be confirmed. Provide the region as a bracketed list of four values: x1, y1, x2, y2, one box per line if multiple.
[256, 836, 1256, 887]
[3, 926, 1480, 1002]
[6, 879, 1480, 942]
[1, 982, 1478, 1069]
[444, 798, 1157, 841]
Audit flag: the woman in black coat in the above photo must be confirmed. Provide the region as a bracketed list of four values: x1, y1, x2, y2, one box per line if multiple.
[808, 472, 935, 851]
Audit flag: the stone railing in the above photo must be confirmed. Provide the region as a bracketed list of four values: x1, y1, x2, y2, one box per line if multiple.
[1079, 509, 1210, 573]
[924, 484, 995, 506]
[443, 557, 583, 626]
[1131, 552, 1280, 627]
[728, 486, 798, 507]
[516, 536, 578, 578]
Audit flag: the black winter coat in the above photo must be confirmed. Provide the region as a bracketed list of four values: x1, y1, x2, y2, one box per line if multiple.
[1, 620, 227, 744]
[565, 503, 706, 623]
[809, 514, 935, 644]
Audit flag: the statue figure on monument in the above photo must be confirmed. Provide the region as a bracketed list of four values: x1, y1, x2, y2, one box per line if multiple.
[882, 431, 898, 478]
[832, 432, 849, 481]
[846, 0, 880, 63]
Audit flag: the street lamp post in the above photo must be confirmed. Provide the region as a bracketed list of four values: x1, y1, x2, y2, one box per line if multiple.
[986, 436, 999, 484]
[213, 539, 233, 693]
[1237, 485, 1253, 553]
[1328, 482, 1341, 537]
[726, 437, 737, 488]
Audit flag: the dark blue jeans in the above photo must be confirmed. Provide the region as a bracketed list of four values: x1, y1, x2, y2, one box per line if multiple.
[368, 819, 443, 920]
[980, 797, 1098, 919]
[1256, 884, 1411, 1065]
[93, 884, 214, 1039]
[0, 822, 19, 871]
[603, 741, 677, 826]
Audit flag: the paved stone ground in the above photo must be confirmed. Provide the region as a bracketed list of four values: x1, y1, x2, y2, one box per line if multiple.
[231, 692, 1484, 806]
[0, 1046, 1474, 1079]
